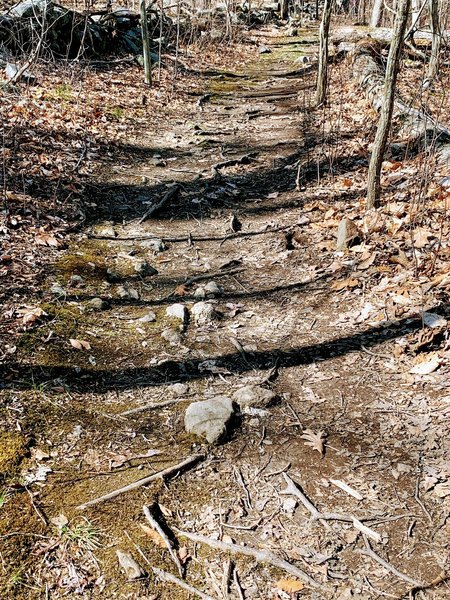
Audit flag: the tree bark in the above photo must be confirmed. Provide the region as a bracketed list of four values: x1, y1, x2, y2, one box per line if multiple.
[316, 0, 333, 106]
[366, 0, 411, 209]
[427, 0, 441, 80]
[140, 0, 152, 86]
[370, 0, 383, 27]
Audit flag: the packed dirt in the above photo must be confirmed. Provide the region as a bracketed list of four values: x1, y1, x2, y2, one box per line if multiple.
[1, 23, 449, 600]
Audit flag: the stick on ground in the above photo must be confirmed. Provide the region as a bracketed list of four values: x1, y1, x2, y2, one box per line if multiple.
[174, 527, 322, 589]
[143, 504, 183, 577]
[77, 454, 204, 509]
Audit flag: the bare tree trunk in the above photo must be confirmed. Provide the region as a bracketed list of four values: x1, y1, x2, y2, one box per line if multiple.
[366, 0, 411, 209]
[370, 0, 383, 27]
[140, 0, 152, 86]
[427, 0, 441, 79]
[316, 0, 333, 106]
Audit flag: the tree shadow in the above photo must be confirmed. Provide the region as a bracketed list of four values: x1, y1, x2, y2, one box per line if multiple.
[3, 308, 439, 391]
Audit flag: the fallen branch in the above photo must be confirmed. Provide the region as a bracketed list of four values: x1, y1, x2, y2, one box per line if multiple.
[138, 184, 180, 224]
[152, 567, 215, 600]
[356, 536, 423, 588]
[281, 474, 382, 541]
[211, 152, 258, 176]
[143, 504, 183, 577]
[174, 527, 323, 589]
[119, 398, 184, 417]
[77, 453, 204, 509]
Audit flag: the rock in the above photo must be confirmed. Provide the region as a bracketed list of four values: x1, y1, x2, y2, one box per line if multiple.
[117, 285, 139, 299]
[139, 311, 156, 323]
[139, 238, 166, 252]
[204, 281, 223, 297]
[282, 497, 297, 514]
[191, 302, 217, 325]
[107, 268, 121, 283]
[88, 297, 108, 311]
[184, 396, 234, 444]
[169, 382, 189, 397]
[69, 274, 84, 286]
[96, 224, 116, 238]
[116, 550, 146, 580]
[161, 328, 182, 346]
[336, 218, 361, 251]
[50, 283, 65, 296]
[133, 258, 157, 277]
[258, 45, 271, 54]
[194, 286, 206, 299]
[232, 385, 277, 408]
[166, 303, 188, 328]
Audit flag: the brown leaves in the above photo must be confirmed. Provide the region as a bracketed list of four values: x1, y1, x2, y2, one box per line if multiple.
[276, 579, 304, 593]
[139, 523, 166, 548]
[35, 231, 61, 247]
[17, 306, 47, 326]
[331, 277, 359, 291]
[69, 338, 91, 350]
[301, 429, 326, 455]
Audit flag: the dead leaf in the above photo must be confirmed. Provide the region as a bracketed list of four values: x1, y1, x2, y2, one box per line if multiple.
[18, 306, 47, 326]
[69, 338, 91, 350]
[301, 429, 326, 455]
[276, 579, 304, 593]
[331, 278, 359, 291]
[139, 524, 166, 548]
[173, 284, 189, 297]
[412, 227, 431, 249]
[434, 481, 450, 498]
[178, 546, 190, 564]
[409, 353, 441, 375]
[35, 233, 61, 247]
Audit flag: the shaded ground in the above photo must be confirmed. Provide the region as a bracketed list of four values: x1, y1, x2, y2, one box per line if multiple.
[1, 24, 450, 600]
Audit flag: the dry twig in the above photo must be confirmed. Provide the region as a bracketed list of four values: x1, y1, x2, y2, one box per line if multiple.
[77, 454, 204, 509]
[143, 505, 183, 577]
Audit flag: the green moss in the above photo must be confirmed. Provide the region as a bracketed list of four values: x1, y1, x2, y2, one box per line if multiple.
[0, 433, 27, 480]
[55, 240, 110, 283]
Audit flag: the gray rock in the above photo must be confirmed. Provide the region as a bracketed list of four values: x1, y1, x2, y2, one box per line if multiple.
[336, 218, 361, 251]
[69, 274, 84, 286]
[169, 382, 189, 397]
[96, 224, 116, 238]
[133, 258, 157, 277]
[259, 45, 272, 54]
[204, 281, 223, 297]
[117, 285, 139, 299]
[161, 328, 182, 346]
[139, 238, 166, 252]
[116, 550, 146, 580]
[50, 283, 65, 296]
[232, 385, 277, 408]
[107, 268, 121, 283]
[184, 396, 234, 444]
[139, 311, 156, 323]
[88, 297, 108, 311]
[166, 303, 188, 326]
[191, 302, 217, 325]
[194, 286, 207, 299]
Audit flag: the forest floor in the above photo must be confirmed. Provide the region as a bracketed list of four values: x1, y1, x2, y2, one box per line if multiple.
[1, 21, 450, 600]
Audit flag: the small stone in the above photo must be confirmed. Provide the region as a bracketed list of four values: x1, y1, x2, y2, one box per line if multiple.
[336, 218, 361, 251]
[88, 297, 108, 311]
[191, 302, 217, 325]
[232, 385, 277, 408]
[169, 382, 189, 397]
[139, 311, 156, 323]
[204, 281, 223, 297]
[194, 286, 206, 299]
[161, 328, 182, 346]
[117, 285, 139, 299]
[50, 284, 65, 296]
[116, 550, 146, 580]
[97, 224, 116, 238]
[69, 274, 84, 286]
[139, 238, 166, 252]
[107, 268, 121, 283]
[166, 303, 188, 326]
[133, 258, 157, 277]
[258, 45, 271, 54]
[184, 396, 234, 444]
[282, 497, 297, 514]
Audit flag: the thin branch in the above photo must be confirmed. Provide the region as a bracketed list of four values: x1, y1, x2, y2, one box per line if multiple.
[143, 505, 183, 577]
[77, 454, 204, 509]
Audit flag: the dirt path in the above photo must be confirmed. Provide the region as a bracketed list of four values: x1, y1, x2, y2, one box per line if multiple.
[1, 29, 449, 600]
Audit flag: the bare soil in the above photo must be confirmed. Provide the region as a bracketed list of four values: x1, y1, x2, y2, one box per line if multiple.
[1, 24, 449, 600]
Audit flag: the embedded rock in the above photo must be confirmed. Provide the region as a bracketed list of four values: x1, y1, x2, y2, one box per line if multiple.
[184, 396, 234, 444]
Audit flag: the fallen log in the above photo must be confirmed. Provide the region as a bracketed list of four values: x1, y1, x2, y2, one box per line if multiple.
[333, 25, 450, 47]
[351, 39, 450, 167]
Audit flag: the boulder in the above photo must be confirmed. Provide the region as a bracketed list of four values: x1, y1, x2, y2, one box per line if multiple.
[184, 396, 234, 444]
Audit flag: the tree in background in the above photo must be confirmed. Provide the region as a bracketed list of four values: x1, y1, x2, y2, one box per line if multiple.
[366, 0, 412, 208]
[316, 0, 333, 106]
